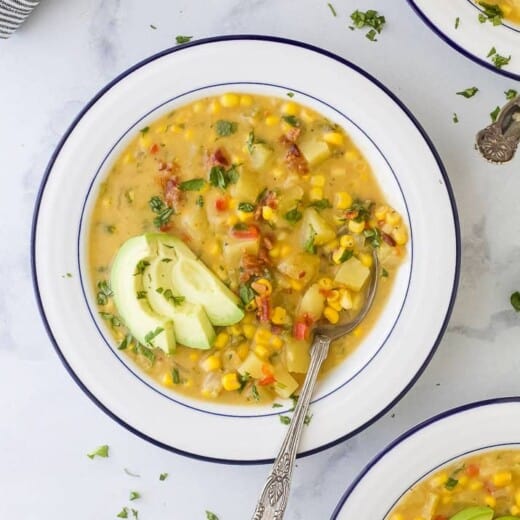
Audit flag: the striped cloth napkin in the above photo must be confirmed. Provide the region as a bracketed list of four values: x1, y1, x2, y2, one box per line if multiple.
[0, 0, 40, 39]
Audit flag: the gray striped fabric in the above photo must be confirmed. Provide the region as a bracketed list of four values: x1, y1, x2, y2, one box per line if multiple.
[0, 0, 40, 39]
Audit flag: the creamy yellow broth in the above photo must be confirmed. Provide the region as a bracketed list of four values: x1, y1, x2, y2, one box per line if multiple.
[89, 92, 407, 404]
[388, 449, 520, 520]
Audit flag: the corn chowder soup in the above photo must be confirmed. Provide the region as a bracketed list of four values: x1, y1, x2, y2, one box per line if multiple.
[88, 92, 408, 405]
[475, 1, 520, 24]
[388, 449, 520, 520]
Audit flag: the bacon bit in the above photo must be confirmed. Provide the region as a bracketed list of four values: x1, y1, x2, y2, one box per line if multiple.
[205, 147, 229, 168]
[259, 364, 275, 386]
[239, 250, 271, 283]
[284, 143, 308, 174]
[294, 313, 313, 340]
[270, 324, 284, 335]
[256, 295, 272, 323]
[298, 271, 306, 279]
[150, 143, 160, 154]
[345, 210, 358, 220]
[159, 223, 172, 232]
[466, 464, 479, 477]
[254, 190, 278, 220]
[215, 197, 229, 212]
[180, 232, 192, 243]
[231, 224, 260, 240]
[262, 235, 275, 250]
[280, 127, 301, 144]
[163, 177, 183, 209]
[157, 161, 172, 172]
[381, 232, 396, 247]
[433, 516, 448, 520]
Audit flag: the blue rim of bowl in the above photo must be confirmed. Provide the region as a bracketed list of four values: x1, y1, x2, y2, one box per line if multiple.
[30, 34, 461, 465]
[407, 0, 520, 81]
[330, 396, 520, 519]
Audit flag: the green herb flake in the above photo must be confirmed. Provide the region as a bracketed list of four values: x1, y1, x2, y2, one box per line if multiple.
[304, 414, 313, 426]
[119, 334, 133, 351]
[286, 92, 295, 98]
[246, 130, 265, 154]
[159, 472, 169, 481]
[284, 207, 303, 223]
[327, 2, 337, 17]
[99, 312, 121, 328]
[139, 126, 149, 135]
[366, 28, 378, 41]
[505, 89, 518, 100]
[490, 106, 501, 122]
[123, 468, 140, 477]
[62, 272, 73, 278]
[487, 46, 497, 57]
[272, 403, 283, 408]
[456, 86, 479, 98]
[279, 415, 291, 425]
[350, 9, 386, 40]
[238, 202, 256, 212]
[150, 24, 157, 30]
[477, 1, 504, 25]
[129, 491, 140, 501]
[453, 112, 459, 123]
[339, 249, 354, 263]
[308, 199, 332, 210]
[179, 178, 206, 191]
[364, 227, 382, 248]
[511, 291, 520, 311]
[138, 344, 156, 364]
[304, 225, 317, 254]
[381, 267, 389, 278]
[117, 508, 129, 518]
[206, 512, 219, 520]
[105, 224, 116, 234]
[175, 35, 192, 44]
[148, 195, 174, 228]
[239, 284, 255, 305]
[487, 47, 511, 69]
[455, 16, 460, 29]
[196, 195, 204, 208]
[172, 367, 181, 384]
[251, 384, 260, 401]
[144, 327, 164, 345]
[131, 510, 138, 520]
[215, 119, 238, 137]
[281, 115, 300, 127]
[209, 165, 240, 189]
[445, 476, 459, 490]
[87, 444, 109, 459]
[96, 280, 113, 305]
[134, 259, 150, 276]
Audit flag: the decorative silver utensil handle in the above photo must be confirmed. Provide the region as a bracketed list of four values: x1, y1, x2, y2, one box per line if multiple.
[251, 334, 331, 520]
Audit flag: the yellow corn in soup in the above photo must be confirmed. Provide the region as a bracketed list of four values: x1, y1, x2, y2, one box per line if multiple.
[388, 449, 520, 520]
[88, 93, 408, 404]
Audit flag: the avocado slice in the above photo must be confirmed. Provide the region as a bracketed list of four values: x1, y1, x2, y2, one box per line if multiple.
[110, 234, 176, 353]
[171, 257, 244, 326]
[144, 256, 216, 349]
[449, 507, 494, 520]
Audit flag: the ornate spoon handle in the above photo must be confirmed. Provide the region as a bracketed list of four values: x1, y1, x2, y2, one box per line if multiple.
[251, 334, 331, 520]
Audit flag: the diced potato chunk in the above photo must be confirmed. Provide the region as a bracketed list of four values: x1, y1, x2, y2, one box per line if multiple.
[179, 205, 209, 243]
[230, 168, 261, 202]
[250, 143, 272, 170]
[222, 238, 259, 266]
[238, 353, 268, 379]
[277, 253, 320, 285]
[299, 138, 331, 166]
[277, 185, 304, 216]
[273, 366, 299, 398]
[301, 208, 335, 246]
[297, 283, 325, 320]
[334, 257, 370, 292]
[285, 338, 310, 374]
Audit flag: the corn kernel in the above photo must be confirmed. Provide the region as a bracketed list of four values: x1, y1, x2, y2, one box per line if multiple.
[220, 93, 239, 108]
[327, 299, 342, 312]
[209, 242, 220, 255]
[340, 234, 355, 248]
[226, 215, 239, 227]
[254, 344, 270, 359]
[386, 210, 401, 226]
[123, 153, 133, 164]
[268, 246, 280, 258]
[222, 372, 241, 391]
[155, 124, 166, 134]
[309, 187, 324, 201]
[237, 343, 249, 360]
[300, 109, 314, 124]
[240, 94, 253, 107]
[332, 247, 347, 264]
[458, 475, 468, 487]
[252, 278, 272, 295]
[510, 505, 520, 516]
[265, 115, 279, 126]
[493, 471, 512, 487]
[237, 210, 254, 222]
[282, 101, 298, 115]
[162, 372, 173, 387]
[327, 290, 340, 303]
[348, 219, 365, 234]
[469, 480, 483, 491]
[344, 149, 360, 161]
[189, 352, 201, 362]
[310, 175, 326, 187]
[318, 277, 333, 290]
[254, 328, 272, 345]
[374, 205, 388, 220]
[271, 336, 284, 349]
[290, 279, 303, 291]
[209, 100, 221, 114]
[170, 124, 183, 134]
[101, 197, 112, 208]
[324, 306, 339, 324]
[359, 252, 373, 267]
[228, 324, 242, 336]
[262, 205, 275, 220]
[184, 129, 194, 141]
[334, 192, 352, 210]
[271, 306, 287, 325]
[323, 239, 339, 254]
[392, 226, 408, 246]
[441, 496, 453, 505]
[322, 132, 344, 146]
[340, 290, 353, 310]
[280, 244, 292, 257]
[390, 515, 405, 520]
[214, 332, 230, 349]
[201, 354, 221, 372]
[228, 198, 238, 210]
[484, 495, 496, 508]
[243, 324, 256, 339]
[193, 101, 203, 113]
[352, 326, 363, 337]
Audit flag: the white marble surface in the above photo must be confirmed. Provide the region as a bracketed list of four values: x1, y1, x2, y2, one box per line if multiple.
[1, 1, 519, 519]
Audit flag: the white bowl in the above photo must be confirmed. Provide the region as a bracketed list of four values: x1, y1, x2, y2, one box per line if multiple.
[409, 0, 520, 80]
[31, 36, 460, 463]
[332, 397, 520, 518]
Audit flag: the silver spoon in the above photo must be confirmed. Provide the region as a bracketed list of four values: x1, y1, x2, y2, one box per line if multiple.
[251, 249, 379, 520]
[476, 95, 520, 164]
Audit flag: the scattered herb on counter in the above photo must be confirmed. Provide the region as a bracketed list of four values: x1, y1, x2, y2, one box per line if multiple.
[206, 512, 219, 520]
[62, 272, 73, 278]
[511, 291, 520, 311]
[175, 35, 192, 44]
[455, 16, 460, 29]
[279, 415, 291, 425]
[286, 92, 295, 98]
[453, 112, 459, 123]
[117, 508, 129, 518]
[149, 195, 174, 228]
[490, 106, 501, 122]
[349, 9, 386, 41]
[487, 47, 511, 69]
[179, 178, 206, 191]
[150, 24, 157, 30]
[456, 86, 479, 98]
[87, 444, 109, 459]
[159, 472, 169, 481]
[328, 2, 337, 17]
[124, 468, 140, 477]
[215, 119, 238, 137]
[129, 491, 140, 501]
[477, 1, 503, 25]
[505, 88, 518, 100]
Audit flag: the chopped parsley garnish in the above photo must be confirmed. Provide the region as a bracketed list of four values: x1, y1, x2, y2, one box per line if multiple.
[453, 112, 459, 123]
[105, 224, 116, 234]
[477, 2, 503, 25]
[348, 199, 373, 222]
[144, 327, 164, 345]
[206, 512, 219, 520]
[284, 207, 303, 223]
[96, 280, 113, 305]
[62, 272, 73, 278]
[138, 344, 156, 363]
[99, 312, 121, 328]
[246, 130, 265, 154]
[456, 86, 479, 98]
[338, 249, 354, 263]
[490, 106, 501, 122]
[445, 465, 465, 490]
[129, 491, 140, 501]
[381, 267, 389, 278]
[175, 35, 192, 44]
[511, 291, 520, 311]
[150, 24, 157, 30]
[304, 225, 317, 254]
[279, 415, 291, 425]
[117, 508, 129, 518]
[148, 195, 174, 228]
[159, 472, 169, 481]
[239, 284, 256, 305]
[87, 444, 109, 459]
[179, 178, 206, 191]
[350, 9, 386, 40]
[308, 199, 332, 210]
[131, 510, 139, 519]
[136, 290, 147, 299]
[455, 16, 460, 29]
[209, 164, 240, 189]
[215, 119, 238, 137]
[286, 92, 295, 98]
[238, 202, 256, 212]
[327, 2, 337, 17]
[134, 259, 150, 276]
[118, 334, 133, 351]
[364, 227, 382, 248]
[304, 414, 313, 425]
[251, 384, 260, 401]
[272, 403, 283, 408]
[505, 89, 518, 100]
[139, 126, 149, 135]
[163, 289, 185, 306]
[487, 47, 511, 69]
[196, 195, 204, 207]
[281, 115, 300, 127]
